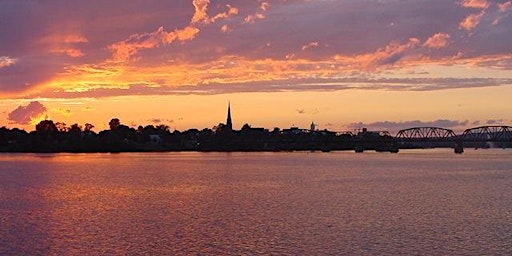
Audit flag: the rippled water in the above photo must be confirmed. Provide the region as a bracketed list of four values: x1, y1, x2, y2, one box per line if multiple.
[1, 149, 512, 255]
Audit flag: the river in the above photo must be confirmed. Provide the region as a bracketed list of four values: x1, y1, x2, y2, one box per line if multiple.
[1, 149, 511, 255]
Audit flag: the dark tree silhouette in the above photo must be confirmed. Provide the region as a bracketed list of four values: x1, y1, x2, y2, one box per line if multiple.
[69, 123, 82, 134]
[36, 120, 58, 134]
[55, 122, 68, 132]
[84, 123, 94, 132]
[109, 118, 120, 130]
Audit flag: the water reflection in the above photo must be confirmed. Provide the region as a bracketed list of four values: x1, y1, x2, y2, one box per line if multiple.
[0, 150, 512, 255]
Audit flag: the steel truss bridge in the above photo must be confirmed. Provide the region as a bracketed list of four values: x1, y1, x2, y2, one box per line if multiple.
[393, 126, 512, 153]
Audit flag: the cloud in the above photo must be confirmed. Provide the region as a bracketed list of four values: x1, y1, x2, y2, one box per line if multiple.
[0, 56, 17, 68]
[32, 72, 512, 99]
[460, 11, 485, 30]
[148, 118, 174, 124]
[423, 33, 451, 49]
[460, 0, 490, 9]
[1, 0, 512, 99]
[486, 119, 504, 125]
[221, 24, 230, 33]
[108, 1, 237, 61]
[301, 42, 320, 51]
[243, 2, 269, 24]
[64, 34, 88, 44]
[498, 1, 512, 12]
[8, 101, 47, 125]
[261, 2, 270, 11]
[191, 0, 210, 24]
[51, 48, 84, 58]
[358, 38, 421, 69]
[347, 119, 470, 134]
[109, 26, 201, 61]
[244, 13, 266, 24]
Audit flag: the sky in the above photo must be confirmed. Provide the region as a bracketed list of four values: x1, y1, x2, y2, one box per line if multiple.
[1, 0, 511, 134]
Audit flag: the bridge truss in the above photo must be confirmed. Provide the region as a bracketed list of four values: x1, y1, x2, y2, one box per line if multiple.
[462, 126, 512, 141]
[395, 127, 457, 141]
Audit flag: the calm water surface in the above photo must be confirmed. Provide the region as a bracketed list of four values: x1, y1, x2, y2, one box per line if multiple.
[1, 149, 512, 255]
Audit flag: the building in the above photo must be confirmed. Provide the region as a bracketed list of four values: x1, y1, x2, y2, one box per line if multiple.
[226, 102, 233, 131]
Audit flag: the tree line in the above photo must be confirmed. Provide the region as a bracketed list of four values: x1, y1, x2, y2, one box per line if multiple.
[0, 118, 398, 153]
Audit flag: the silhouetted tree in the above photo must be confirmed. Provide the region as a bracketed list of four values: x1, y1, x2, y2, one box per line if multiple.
[156, 124, 169, 132]
[36, 120, 58, 134]
[55, 122, 68, 132]
[69, 123, 82, 135]
[109, 118, 120, 130]
[84, 123, 94, 132]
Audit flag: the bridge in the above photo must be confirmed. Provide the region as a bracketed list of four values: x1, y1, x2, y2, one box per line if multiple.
[393, 125, 512, 153]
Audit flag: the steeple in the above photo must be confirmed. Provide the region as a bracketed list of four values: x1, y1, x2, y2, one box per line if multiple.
[226, 101, 232, 130]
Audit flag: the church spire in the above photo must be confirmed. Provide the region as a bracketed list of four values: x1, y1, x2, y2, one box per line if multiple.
[226, 101, 232, 130]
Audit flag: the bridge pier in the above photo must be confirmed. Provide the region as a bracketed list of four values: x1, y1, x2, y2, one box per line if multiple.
[454, 141, 464, 154]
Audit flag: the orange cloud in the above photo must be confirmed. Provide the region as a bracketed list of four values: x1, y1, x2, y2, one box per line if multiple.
[243, 2, 269, 24]
[0, 56, 17, 68]
[460, 11, 485, 30]
[353, 38, 421, 70]
[191, 0, 238, 24]
[109, 1, 236, 61]
[109, 26, 200, 61]
[423, 33, 451, 49]
[461, 0, 490, 9]
[191, 0, 210, 24]
[209, 5, 239, 23]
[244, 14, 266, 23]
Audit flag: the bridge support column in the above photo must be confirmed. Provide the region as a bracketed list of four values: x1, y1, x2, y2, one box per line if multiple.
[454, 141, 464, 154]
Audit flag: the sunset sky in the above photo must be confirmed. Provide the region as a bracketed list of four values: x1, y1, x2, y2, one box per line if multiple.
[1, 0, 511, 133]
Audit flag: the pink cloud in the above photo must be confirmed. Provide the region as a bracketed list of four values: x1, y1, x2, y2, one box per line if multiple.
[460, 11, 485, 30]
[64, 35, 88, 44]
[423, 33, 451, 49]
[498, 1, 512, 12]
[0, 56, 17, 68]
[261, 2, 270, 11]
[65, 48, 85, 58]
[8, 101, 47, 125]
[221, 25, 230, 33]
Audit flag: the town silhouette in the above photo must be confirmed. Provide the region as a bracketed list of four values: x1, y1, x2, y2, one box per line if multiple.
[1, 103, 511, 153]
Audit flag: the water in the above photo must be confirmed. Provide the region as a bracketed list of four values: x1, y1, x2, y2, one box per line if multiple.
[1, 149, 512, 255]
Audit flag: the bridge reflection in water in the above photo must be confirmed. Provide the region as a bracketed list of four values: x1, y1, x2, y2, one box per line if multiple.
[393, 126, 512, 154]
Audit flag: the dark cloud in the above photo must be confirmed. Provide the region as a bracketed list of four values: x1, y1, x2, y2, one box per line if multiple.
[30, 76, 512, 99]
[347, 119, 470, 134]
[148, 118, 174, 124]
[8, 101, 47, 125]
[486, 119, 504, 125]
